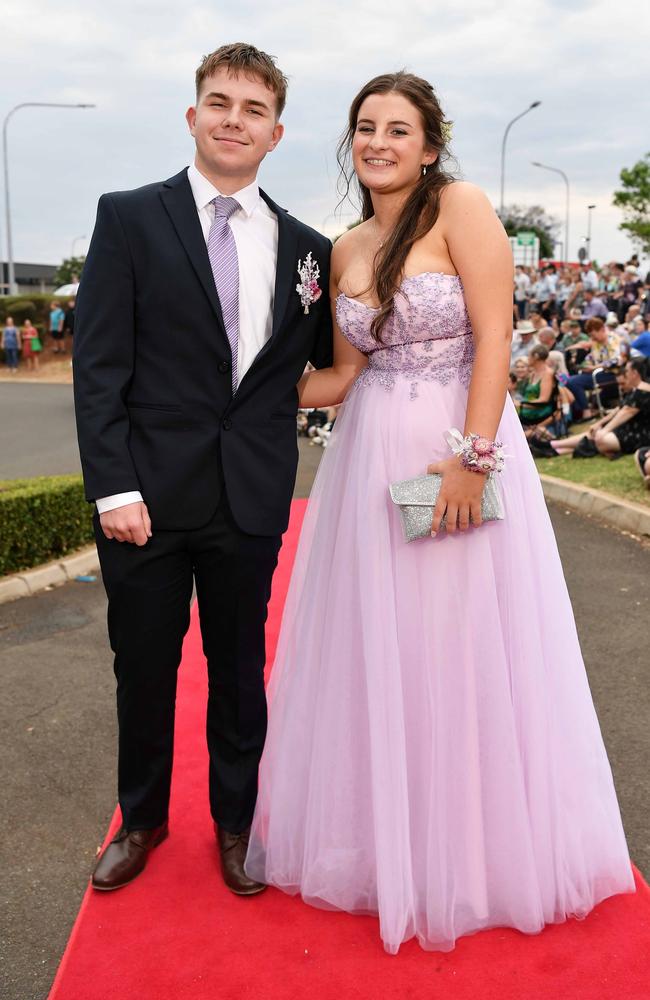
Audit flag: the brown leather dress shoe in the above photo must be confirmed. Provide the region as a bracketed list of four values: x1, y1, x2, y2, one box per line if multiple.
[214, 822, 266, 896]
[91, 821, 169, 891]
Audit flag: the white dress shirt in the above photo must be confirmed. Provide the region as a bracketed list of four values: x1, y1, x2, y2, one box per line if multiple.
[96, 162, 279, 515]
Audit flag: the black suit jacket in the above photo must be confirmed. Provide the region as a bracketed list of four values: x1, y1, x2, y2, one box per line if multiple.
[73, 168, 333, 535]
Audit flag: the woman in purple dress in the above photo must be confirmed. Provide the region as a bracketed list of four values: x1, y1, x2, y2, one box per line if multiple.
[245, 72, 634, 954]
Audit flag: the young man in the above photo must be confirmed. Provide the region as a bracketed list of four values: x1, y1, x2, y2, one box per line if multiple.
[74, 43, 332, 896]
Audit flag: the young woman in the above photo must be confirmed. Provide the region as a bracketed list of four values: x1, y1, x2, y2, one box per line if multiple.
[246, 71, 634, 954]
[517, 343, 557, 433]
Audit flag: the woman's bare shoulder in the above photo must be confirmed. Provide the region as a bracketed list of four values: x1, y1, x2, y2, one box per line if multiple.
[440, 180, 494, 212]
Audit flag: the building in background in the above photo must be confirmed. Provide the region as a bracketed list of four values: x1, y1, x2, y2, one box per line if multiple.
[1, 261, 58, 295]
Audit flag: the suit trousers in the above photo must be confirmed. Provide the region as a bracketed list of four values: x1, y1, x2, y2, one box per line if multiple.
[94, 489, 282, 834]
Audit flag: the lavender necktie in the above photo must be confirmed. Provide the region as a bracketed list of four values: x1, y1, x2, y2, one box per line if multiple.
[207, 196, 240, 392]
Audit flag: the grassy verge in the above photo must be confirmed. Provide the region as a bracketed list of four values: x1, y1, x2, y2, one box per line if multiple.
[534, 453, 650, 507]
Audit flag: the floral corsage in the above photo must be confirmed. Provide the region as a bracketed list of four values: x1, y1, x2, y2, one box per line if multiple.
[296, 252, 322, 314]
[444, 428, 506, 474]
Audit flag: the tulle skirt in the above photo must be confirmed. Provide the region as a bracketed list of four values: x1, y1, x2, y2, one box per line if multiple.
[246, 375, 635, 954]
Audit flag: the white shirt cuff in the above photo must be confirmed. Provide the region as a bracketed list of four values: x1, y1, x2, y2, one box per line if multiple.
[95, 491, 144, 514]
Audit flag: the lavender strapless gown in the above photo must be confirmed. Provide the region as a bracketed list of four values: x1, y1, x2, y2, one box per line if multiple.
[246, 273, 634, 954]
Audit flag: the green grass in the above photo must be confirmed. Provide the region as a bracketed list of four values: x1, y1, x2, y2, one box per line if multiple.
[534, 453, 650, 507]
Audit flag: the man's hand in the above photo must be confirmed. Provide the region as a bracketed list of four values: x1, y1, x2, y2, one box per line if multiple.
[99, 501, 152, 546]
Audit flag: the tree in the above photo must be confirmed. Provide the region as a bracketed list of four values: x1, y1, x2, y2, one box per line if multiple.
[613, 152, 650, 255]
[53, 255, 86, 287]
[497, 204, 560, 259]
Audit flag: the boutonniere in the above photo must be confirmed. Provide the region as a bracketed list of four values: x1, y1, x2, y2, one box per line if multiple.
[296, 252, 322, 314]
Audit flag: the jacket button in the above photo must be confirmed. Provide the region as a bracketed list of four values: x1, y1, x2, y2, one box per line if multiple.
[218, 360, 230, 374]
[222, 418, 232, 431]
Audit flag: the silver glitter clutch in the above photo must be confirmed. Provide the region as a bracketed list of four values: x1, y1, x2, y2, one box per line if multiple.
[389, 473, 504, 542]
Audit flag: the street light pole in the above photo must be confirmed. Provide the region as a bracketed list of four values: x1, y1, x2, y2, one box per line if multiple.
[586, 204, 596, 262]
[71, 234, 86, 258]
[2, 102, 95, 295]
[531, 161, 570, 264]
[500, 101, 541, 215]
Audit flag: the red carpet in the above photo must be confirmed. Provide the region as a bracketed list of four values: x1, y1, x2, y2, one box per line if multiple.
[49, 499, 650, 999]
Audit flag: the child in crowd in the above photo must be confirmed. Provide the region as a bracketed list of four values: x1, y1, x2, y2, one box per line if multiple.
[2, 316, 21, 374]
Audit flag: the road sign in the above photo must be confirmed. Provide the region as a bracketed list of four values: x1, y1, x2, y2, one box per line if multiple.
[516, 231, 537, 246]
[510, 235, 540, 267]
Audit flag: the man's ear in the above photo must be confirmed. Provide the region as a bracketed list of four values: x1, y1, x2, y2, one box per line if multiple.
[186, 106, 197, 136]
[267, 121, 285, 153]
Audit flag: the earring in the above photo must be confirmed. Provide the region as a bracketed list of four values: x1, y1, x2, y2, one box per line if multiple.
[422, 164, 428, 176]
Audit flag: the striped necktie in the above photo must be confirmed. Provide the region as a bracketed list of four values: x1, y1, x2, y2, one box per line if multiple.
[207, 195, 240, 392]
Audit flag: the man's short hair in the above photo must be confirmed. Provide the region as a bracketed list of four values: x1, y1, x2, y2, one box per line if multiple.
[585, 317, 605, 334]
[195, 42, 288, 118]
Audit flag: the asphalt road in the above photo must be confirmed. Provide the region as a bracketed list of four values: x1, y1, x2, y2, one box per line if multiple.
[1, 389, 649, 1000]
[0, 384, 81, 481]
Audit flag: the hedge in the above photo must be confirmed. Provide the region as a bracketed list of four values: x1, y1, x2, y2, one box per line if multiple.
[0, 475, 94, 576]
[0, 294, 70, 329]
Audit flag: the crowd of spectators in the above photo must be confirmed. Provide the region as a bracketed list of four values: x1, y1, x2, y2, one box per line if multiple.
[509, 256, 650, 489]
[1, 300, 75, 375]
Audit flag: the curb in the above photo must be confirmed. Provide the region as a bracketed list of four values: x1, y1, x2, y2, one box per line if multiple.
[0, 544, 99, 606]
[1, 478, 649, 606]
[540, 475, 650, 537]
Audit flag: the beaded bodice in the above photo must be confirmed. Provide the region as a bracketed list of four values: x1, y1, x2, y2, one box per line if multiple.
[335, 272, 474, 398]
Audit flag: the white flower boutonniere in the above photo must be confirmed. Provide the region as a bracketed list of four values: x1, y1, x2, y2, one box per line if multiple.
[296, 252, 322, 314]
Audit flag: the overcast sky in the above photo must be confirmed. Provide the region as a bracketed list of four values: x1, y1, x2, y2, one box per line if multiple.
[3, 0, 648, 267]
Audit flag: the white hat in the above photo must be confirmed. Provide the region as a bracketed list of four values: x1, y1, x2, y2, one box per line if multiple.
[516, 320, 536, 334]
[605, 312, 619, 327]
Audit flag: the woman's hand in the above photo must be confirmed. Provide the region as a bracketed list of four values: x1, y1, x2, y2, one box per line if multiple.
[426, 455, 486, 535]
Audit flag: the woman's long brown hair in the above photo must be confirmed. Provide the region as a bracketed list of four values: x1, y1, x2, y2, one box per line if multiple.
[337, 71, 457, 340]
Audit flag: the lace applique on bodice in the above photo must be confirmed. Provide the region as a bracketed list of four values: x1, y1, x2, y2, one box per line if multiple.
[335, 272, 474, 399]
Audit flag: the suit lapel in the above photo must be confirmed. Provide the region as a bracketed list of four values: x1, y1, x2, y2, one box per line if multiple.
[159, 169, 227, 337]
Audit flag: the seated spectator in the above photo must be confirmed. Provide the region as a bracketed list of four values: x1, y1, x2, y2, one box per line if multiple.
[555, 269, 572, 321]
[545, 354, 574, 437]
[557, 319, 584, 350]
[579, 263, 599, 291]
[630, 317, 650, 357]
[517, 345, 558, 435]
[534, 265, 557, 321]
[537, 326, 568, 375]
[581, 288, 608, 321]
[512, 355, 529, 386]
[622, 265, 642, 307]
[565, 281, 586, 316]
[529, 310, 545, 333]
[533, 360, 650, 459]
[510, 320, 538, 363]
[565, 317, 621, 419]
[513, 264, 532, 321]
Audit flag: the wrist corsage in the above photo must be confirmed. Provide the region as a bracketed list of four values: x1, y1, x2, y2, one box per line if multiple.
[444, 428, 506, 474]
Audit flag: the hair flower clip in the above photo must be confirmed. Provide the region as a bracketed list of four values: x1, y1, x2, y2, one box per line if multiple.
[296, 252, 322, 314]
[440, 121, 454, 144]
